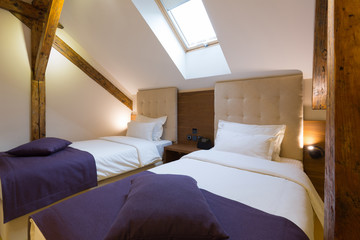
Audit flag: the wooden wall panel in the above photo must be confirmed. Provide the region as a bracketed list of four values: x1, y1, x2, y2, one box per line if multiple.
[325, 0, 360, 239]
[178, 90, 214, 146]
[303, 120, 326, 199]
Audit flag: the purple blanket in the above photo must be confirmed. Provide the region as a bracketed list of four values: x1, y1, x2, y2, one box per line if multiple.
[0, 147, 97, 223]
[31, 171, 309, 240]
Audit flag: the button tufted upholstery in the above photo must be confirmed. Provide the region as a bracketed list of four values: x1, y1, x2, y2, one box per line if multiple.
[137, 87, 178, 142]
[215, 74, 303, 160]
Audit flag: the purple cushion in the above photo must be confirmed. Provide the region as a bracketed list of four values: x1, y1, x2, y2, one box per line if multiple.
[6, 137, 72, 157]
[104, 174, 229, 240]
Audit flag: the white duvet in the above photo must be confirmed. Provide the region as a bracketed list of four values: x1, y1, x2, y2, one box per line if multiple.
[150, 149, 324, 240]
[71, 136, 161, 181]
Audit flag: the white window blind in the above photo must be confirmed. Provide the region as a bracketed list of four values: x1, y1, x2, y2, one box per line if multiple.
[160, 0, 190, 10]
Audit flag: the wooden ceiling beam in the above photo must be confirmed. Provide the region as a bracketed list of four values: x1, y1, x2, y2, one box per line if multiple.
[53, 36, 133, 110]
[10, 10, 63, 29]
[34, 0, 63, 82]
[0, 0, 45, 21]
[32, 0, 49, 10]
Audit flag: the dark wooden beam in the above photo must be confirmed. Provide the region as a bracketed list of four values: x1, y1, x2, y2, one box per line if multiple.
[32, 0, 49, 10]
[32, 0, 63, 29]
[10, 10, 64, 29]
[53, 36, 133, 110]
[34, 0, 63, 82]
[31, 0, 63, 140]
[0, 0, 45, 20]
[325, 0, 360, 239]
[312, 0, 328, 110]
[30, 20, 44, 140]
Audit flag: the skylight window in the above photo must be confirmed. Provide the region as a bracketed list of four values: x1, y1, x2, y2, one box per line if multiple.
[157, 0, 218, 51]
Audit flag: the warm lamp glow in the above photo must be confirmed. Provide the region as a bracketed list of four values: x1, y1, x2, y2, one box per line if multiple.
[112, 113, 130, 132]
[306, 145, 325, 159]
[307, 145, 315, 151]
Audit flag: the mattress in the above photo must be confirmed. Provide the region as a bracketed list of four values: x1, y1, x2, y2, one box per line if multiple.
[29, 149, 323, 240]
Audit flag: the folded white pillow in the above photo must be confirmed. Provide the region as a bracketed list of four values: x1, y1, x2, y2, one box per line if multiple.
[126, 121, 156, 141]
[216, 120, 286, 161]
[136, 115, 167, 141]
[214, 128, 276, 160]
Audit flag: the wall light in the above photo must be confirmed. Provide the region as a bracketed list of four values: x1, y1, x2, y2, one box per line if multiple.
[131, 112, 137, 121]
[306, 145, 325, 159]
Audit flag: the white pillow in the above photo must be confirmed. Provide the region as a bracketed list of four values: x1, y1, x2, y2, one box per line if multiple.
[126, 121, 156, 141]
[136, 115, 167, 141]
[216, 120, 286, 161]
[214, 128, 276, 160]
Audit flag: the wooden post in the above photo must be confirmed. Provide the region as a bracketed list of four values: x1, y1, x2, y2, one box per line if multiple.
[312, 0, 328, 110]
[31, 20, 45, 140]
[325, 0, 360, 239]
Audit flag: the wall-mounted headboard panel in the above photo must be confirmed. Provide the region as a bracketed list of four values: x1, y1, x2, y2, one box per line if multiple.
[215, 74, 303, 160]
[137, 87, 178, 142]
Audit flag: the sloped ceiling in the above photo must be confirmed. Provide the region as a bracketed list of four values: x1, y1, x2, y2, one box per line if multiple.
[59, 0, 315, 95]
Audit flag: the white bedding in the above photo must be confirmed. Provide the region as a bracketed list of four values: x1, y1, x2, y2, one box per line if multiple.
[149, 149, 324, 240]
[71, 136, 163, 181]
[153, 139, 173, 157]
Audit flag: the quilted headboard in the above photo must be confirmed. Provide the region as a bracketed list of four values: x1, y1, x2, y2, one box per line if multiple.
[215, 74, 303, 160]
[137, 87, 178, 142]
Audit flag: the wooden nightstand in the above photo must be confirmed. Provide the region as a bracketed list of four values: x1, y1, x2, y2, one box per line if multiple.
[303, 120, 326, 200]
[163, 144, 200, 163]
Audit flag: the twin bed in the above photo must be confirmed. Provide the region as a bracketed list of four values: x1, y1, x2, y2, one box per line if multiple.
[0, 87, 177, 240]
[2, 75, 324, 240]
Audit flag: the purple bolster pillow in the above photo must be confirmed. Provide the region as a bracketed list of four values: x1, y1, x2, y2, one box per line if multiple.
[6, 137, 72, 157]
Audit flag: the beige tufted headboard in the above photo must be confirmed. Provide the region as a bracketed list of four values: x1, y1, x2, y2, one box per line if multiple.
[215, 74, 303, 160]
[137, 87, 178, 142]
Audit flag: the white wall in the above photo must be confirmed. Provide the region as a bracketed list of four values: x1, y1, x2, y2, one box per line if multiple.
[0, 10, 31, 151]
[0, 10, 131, 151]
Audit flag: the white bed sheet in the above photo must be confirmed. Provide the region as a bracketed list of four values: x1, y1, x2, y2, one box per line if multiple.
[153, 139, 172, 157]
[70, 136, 163, 181]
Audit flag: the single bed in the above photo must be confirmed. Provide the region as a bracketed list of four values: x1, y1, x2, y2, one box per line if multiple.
[29, 74, 324, 240]
[0, 87, 178, 240]
[72, 86, 178, 182]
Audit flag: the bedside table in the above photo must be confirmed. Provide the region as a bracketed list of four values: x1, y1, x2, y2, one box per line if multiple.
[163, 144, 200, 163]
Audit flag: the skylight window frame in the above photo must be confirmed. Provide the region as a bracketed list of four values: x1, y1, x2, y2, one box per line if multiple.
[155, 0, 219, 52]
